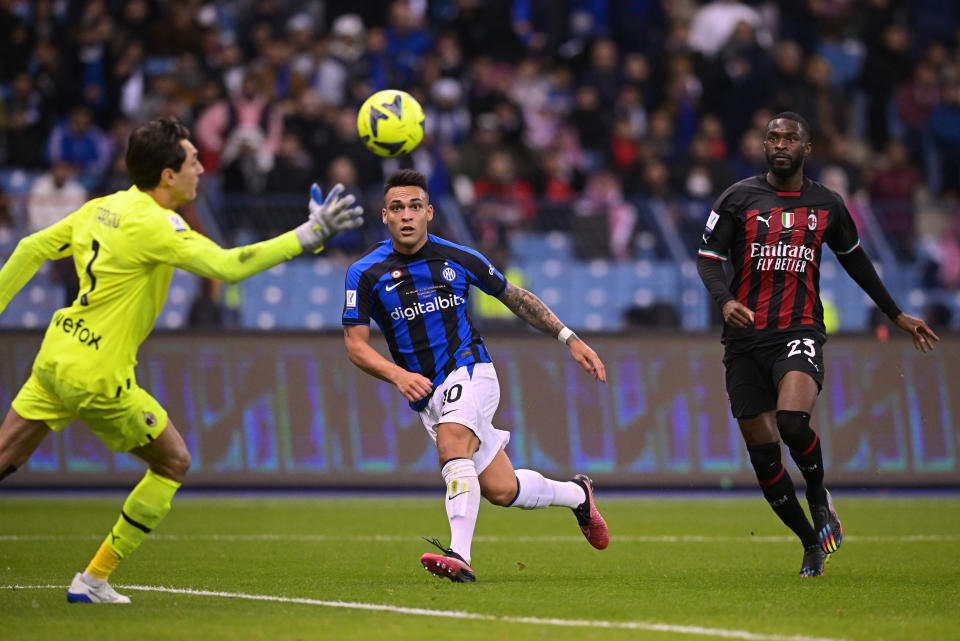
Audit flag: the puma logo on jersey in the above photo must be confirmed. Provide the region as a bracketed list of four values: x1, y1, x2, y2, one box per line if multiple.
[757, 215, 770, 228]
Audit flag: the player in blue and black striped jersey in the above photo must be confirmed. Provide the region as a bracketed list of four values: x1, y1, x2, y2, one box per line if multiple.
[343, 169, 609, 583]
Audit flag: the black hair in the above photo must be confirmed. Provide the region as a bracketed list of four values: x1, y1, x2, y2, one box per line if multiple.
[125, 117, 191, 190]
[384, 169, 428, 198]
[768, 111, 812, 142]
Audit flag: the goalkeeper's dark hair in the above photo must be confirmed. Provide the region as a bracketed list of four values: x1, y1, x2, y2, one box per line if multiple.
[384, 169, 429, 198]
[768, 111, 812, 143]
[126, 117, 191, 190]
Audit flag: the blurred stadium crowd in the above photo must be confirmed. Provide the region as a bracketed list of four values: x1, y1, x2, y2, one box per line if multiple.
[1, 0, 959, 331]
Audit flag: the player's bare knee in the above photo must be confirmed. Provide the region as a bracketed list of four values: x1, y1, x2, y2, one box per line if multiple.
[173, 447, 192, 477]
[482, 486, 513, 506]
[481, 481, 517, 506]
[155, 447, 191, 482]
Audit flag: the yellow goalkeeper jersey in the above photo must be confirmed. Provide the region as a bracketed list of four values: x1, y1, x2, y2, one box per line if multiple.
[0, 185, 302, 397]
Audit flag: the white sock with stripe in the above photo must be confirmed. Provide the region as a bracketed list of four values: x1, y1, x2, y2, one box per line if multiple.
[511, 469, 586, 509]
[441, 457, 480, 563]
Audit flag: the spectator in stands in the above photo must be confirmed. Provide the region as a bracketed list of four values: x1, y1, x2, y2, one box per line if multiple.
[27, 160, 86, 305]
[728, 126, 766, 180]
[532, 145, 584, 231]
[770, 40, 812, 116]
[188, 278, 223, 328]
[385, 0, 433, 87]
[643, 108, 680, 168]
[312, 13, 366, 108]
[425, 78, 471, 146]
[608, 117, 642, 179]
[569, 84, 610, 164]
[281, 88, 333, 173]
[27, 161, 87, 232]
[860, 23, 913, 152]
[110, 40, 147, 122]
[3, 74, 48, 168]
[929, 80, 960, 197]
[895, 60, 940, 168]
[0, 185, 12, 232]
[804, 55, 847, 142]
[320, 107, 383, 193]
[221, 126, 271, 196]
[581, 38, 621, 106]
[194, 67, 284, 177]
[688, 0, 770, 59]
[473, 150, 537, 232]
[574, 170, 637, 261]
[867, 139, 919, 260]
[45, 105, 111, 190]
[678, 135, 734, 205]
[265, 133, 315, 196]
[705, 19, 773, 146]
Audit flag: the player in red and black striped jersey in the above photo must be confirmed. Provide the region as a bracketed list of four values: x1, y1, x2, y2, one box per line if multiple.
[697, 112, 939, 577]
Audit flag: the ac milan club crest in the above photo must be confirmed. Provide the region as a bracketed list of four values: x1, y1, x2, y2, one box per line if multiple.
[807, 213, 818, 230]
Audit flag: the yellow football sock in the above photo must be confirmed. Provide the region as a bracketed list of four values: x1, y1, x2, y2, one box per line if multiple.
[100, 469, 181, 562]
[86, 541, 122, 580]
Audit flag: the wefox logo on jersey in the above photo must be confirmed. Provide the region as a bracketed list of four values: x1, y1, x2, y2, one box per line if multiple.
[750, 242, 816, 273]
[52, 312, 103, 349]
[390, 292, 466, 321]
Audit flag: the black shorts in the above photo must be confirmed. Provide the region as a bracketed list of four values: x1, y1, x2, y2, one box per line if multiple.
[723, 331, 824, 419]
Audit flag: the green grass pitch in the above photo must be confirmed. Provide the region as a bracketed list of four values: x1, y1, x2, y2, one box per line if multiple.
[1, 494, 958, 641]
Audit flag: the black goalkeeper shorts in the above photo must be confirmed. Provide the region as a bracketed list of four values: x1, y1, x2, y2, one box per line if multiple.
[723, 331, 824, 419]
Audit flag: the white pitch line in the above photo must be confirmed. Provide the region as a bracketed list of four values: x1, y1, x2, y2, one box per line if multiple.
[1, 583, 850, 641]
[1, 533, 958, 543]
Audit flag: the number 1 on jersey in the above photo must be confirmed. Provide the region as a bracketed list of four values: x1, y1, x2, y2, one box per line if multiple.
[80, 239, 100, 306]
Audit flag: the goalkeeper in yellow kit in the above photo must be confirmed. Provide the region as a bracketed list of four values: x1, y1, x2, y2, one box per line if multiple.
[0, 117, 363, 603]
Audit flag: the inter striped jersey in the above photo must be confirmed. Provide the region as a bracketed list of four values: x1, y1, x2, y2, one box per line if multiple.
[698, 175, 860, 343]
[343, 234, 507, 410]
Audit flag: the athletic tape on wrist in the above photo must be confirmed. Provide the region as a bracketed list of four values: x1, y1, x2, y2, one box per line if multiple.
[557, 326, 575, 344]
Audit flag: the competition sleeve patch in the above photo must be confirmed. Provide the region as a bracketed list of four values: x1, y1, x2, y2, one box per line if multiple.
[346, 289, 357, 309]
[705, 210, 720, 232]
[167, 215, 188, 232]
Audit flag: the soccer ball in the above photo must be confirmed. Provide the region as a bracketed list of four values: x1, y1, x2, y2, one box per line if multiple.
[357, 89, 425, 157]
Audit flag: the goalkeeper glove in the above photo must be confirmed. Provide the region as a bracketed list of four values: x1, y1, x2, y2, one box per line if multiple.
[295, 182, 364, 253]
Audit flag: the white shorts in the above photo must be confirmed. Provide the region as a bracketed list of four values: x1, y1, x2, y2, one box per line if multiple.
[418, 362, 510, 474]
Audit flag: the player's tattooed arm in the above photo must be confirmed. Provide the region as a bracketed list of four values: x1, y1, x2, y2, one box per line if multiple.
[499, 283, 565, 336]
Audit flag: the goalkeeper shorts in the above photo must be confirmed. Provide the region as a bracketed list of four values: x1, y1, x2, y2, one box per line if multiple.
[12, 367, 168, 453]
[418, 363, 510, 474]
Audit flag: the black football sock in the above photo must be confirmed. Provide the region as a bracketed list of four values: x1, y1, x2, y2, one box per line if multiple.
[748, 442, 818, 548]
[777, 410, 827, 506]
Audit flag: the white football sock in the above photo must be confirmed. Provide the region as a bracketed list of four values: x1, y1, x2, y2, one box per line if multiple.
[441, 457, 480, 564]
[511, 469, 586, 509]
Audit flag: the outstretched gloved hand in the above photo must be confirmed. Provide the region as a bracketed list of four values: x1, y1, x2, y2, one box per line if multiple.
[295, 182, 364, 253]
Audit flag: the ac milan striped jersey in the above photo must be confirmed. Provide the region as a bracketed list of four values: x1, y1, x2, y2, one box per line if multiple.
[698, 175, 860, 343]
[343, 234, 507, 410]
